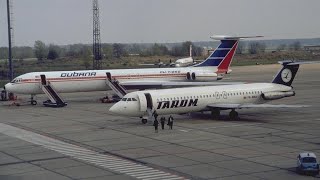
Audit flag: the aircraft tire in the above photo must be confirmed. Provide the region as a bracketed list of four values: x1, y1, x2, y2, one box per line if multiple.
[31, 100, 37, 106]
[141, 119, 147, 124]
[229, 110, 239, 120]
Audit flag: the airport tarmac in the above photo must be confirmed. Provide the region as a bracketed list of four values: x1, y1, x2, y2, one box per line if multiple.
[0, 63, 319, 180]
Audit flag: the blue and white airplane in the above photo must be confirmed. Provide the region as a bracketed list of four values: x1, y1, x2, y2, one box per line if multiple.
[4, 36, 259, 105]
[110, 61, 312, 123]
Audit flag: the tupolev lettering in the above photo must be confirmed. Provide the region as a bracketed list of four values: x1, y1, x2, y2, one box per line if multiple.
[157, 99, 198, 109]
[61, 72, 97, 77]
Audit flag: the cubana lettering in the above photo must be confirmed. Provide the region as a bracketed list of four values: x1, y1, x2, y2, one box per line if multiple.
[157, 99, 198, 109]
[61, 72, 97, 77]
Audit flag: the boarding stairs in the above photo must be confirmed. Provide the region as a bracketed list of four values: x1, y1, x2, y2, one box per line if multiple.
[40, 75, 67, 107]
[106, 72, 127, 98]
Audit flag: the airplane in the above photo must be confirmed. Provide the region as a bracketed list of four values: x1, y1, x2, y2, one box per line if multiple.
[4, 35, 259, 107]
[109, 60, 312, 124]
[140, 44, 198, 67]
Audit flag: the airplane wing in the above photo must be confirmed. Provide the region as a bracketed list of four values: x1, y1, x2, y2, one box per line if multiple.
[207, 103, 310, 109]
[120, 81, 244, 89]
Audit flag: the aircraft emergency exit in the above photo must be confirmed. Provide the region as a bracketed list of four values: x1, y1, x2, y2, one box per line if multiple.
[4, 36, 259, 106]
[109, 61, 313, 124]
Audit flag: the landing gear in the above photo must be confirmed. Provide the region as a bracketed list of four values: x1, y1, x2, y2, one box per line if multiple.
[141, 118, 147, 124]
[30, 95, 37, 105]
[229, 109, 239, 120]
[211, 109, 220, 119]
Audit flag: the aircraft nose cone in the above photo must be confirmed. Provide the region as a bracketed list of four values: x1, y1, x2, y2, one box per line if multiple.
[109, 103, 121, 114]
[4, 83, 11, 92]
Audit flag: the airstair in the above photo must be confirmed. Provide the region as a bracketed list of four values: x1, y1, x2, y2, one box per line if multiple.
[106, 72, 127, 98]
[40, 75, 67, 107]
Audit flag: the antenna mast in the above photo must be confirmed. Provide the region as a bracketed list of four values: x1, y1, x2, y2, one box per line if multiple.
[92, 0, 102, 69]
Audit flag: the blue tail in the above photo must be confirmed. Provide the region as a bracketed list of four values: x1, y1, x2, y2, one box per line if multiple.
[272, 61, 300, 86]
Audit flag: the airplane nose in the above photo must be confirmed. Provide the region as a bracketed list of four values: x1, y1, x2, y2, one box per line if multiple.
[109, 103, 121, 114]
[4, 83, 10, 92]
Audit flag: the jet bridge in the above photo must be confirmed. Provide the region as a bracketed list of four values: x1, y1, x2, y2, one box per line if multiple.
[40, 75, 67, 107]
[106, 72, 127, 98]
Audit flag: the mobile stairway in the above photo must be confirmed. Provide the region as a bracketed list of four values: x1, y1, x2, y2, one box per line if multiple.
[106, 72, 127, 98]
[40, 75, 67, 107]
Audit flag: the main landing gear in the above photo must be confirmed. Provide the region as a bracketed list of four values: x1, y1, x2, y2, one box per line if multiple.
[211, 109, 239, 120]
[229, 109, 239, 120]
[211, 109, 220, 120]
[30, 95, 37, 105]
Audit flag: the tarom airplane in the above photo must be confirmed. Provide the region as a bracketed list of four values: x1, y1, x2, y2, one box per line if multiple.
[109, 61, 312, 124]
[4, 36, 259, 107]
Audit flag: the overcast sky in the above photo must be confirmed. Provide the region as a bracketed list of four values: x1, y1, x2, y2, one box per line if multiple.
[1, 0, 320, 47]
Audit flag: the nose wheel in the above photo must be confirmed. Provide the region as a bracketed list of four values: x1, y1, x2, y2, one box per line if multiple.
[141, 119, 147, 124]
[30, 95, 37, 105]
[229, 110, 239, 120]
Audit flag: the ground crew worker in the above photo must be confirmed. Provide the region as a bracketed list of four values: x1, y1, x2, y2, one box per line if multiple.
[153, 119, 159, 133]
[168, 115, 174, 129]
[160, 116, 166, 130]
[153, 111, 158, 121]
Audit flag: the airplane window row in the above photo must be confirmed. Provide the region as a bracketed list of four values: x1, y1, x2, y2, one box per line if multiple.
[121, 98, 137, 101]
[157, 91, 263, 101]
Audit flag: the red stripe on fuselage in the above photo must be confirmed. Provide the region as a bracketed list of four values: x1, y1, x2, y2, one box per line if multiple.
[18, 73, 188, 84]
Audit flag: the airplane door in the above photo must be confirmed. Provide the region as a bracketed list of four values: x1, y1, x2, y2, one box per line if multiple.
[144, 93, 153, 110]
[222, 91, 227, 99]
[106, 72, 112, 81]
[137, 93, 147, 112]
[40, 74, 47, 85]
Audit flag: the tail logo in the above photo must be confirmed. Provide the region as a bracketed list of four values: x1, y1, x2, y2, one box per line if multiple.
[281, 68, 292, 83]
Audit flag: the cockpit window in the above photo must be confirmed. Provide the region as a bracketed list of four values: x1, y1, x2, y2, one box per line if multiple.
[132, 98, 137, 101]
[127, 98, 132, 101]
[121, 98, 127, 101]
[11, 78, 22, 83]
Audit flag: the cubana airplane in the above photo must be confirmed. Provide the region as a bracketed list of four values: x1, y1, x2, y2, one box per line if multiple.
[4, 36, 259, 106]
[109, 61, 311, 124]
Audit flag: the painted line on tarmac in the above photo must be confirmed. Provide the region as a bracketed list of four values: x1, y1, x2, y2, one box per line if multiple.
[0, 123, 188, 180]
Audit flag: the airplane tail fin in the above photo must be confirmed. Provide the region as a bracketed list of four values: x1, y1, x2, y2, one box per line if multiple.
[195, 36, 262, 74]
[272, 61, 300, 86]
[272, 60, 320, 86]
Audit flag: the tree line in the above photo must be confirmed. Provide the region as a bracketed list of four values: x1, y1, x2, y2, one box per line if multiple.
[0, 40, 303, 61]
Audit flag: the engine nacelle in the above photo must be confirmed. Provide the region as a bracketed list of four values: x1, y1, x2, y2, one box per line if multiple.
[261, 91, 295, 100]
[186, 72, 218, 81]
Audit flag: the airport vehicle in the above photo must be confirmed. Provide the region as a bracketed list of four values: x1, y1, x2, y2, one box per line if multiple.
[109, 61, 311, 124]
[296, 152, 319, 175]
[4, 36, 258, 107]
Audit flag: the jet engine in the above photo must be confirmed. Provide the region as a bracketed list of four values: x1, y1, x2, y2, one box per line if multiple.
[186, 72, 218, 81]
[261, 91, 295, 100]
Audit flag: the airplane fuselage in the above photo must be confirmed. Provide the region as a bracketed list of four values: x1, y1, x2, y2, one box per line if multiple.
[5, 66, 218, 94]
[110, 83, 293, 117]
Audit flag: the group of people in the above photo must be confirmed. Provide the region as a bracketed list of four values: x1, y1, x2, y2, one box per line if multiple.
[152, 112, 173, 133]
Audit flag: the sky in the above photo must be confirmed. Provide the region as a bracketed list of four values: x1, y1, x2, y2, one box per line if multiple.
[1, 0, 320, 47]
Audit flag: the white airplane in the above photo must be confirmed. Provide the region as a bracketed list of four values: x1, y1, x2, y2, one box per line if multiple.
[140, 44, 195, 67]
[174, 44, 196, 67]
[109, 61, 312, 124]
[4, 36, 258, 107]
